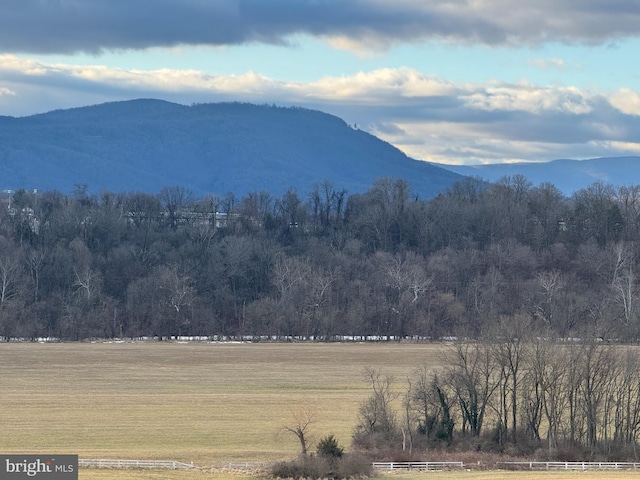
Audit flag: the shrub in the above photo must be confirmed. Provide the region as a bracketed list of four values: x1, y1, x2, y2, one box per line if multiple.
[317, 434, 344, 458]
[270, 452, 372, 479]
[334, 452, 373, 478]
[271, 456, 328, 479]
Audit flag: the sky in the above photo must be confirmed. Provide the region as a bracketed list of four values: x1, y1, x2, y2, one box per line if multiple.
[1, 1, 640, 166]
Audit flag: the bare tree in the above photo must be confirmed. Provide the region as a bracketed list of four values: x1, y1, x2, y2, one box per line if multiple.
[578, 341, 618, 449]
[487, 314, 530, 444]
[531, 338, 569, 451]
[283, 408, 315, 457]
[378, 251, 433, 336]
[158, 186, 193, 230]
[356, 367, 400, 443]
[0, 253, 20, 308]
[24, 249, 45, 303]
[155, 264, 195, 337]
[448, 342, 500, 437]
[609, 242, 638, 329]
[535, 270, 565, 328]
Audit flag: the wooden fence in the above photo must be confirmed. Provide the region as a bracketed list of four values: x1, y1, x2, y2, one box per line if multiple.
[498, 461, 640, 470]
[372, 461, 464, 471]
[78, 459, 196, 469]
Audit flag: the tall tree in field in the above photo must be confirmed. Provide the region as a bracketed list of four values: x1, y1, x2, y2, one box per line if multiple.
[447, 342, 499, 437]
[355, 367, 400, 447]
[487, 314, 530, 444]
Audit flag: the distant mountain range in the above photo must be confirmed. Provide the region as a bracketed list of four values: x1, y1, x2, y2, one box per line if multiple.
[437, 157, 640, 195]
[2, 99, 638, 199]
[0, 99, 463, 199]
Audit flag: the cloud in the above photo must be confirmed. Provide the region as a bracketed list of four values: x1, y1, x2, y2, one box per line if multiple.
[1, 1, 640, 54]
[610, 88, 640, 116]
[463, 84, 594, 115]
[528, 58, 566, 70]
[2, 55, 640, 164]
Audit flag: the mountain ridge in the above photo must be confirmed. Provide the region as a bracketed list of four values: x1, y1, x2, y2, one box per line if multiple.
[437, 156, 640, 195]
[0, 99, 463, 198]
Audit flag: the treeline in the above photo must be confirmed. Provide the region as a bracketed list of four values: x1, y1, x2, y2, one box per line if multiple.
[1, 175, 640, 340]
[355, 333, 640, 460]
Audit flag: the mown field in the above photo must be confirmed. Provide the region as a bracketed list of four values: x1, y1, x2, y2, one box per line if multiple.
[0, 342, 440, 463]
[2, 341, 640, 480]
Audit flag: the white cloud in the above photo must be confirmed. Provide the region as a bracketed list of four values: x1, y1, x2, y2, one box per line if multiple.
[0, 54, 49, 75]
[463, 84, 593, 114]
[307, 68, 459, 101]
[609, 88, 640, 116]
[528, 58, 566, 70]
[0, 58, 457, 104]
[593, 141, 640, 154]
[2, 54, 639, 165]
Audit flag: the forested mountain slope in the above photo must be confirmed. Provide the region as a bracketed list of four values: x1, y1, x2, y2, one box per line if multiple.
[0, 99, 462, 198]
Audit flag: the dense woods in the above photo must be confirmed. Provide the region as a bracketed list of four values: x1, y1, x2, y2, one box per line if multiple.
[1, 175, 640, 342]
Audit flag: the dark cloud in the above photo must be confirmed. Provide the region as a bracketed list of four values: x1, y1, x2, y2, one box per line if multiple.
[1, 0, 640, 54]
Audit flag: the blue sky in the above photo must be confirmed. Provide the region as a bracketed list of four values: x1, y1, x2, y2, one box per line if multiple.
[1, 0, 640, 165]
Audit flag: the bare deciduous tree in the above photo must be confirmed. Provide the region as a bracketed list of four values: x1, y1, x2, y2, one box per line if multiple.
[448, 343, 500, 437]
[283, 408, 315, 457]
[356, 367, 400, 443]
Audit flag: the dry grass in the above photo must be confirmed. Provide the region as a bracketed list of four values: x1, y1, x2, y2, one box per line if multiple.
[379, 472, 640, 480]
[79, 470, 254, 480]
[0, 342, 439, 465]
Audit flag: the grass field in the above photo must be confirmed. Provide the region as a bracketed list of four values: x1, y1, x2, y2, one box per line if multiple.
[2, 341, 640, 479]
[0, 342, 440, 464]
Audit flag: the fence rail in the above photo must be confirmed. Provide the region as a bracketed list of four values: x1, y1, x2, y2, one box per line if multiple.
[220, 461, 271, 470]
[499, 461, 640, 471]
[80, 458, 640, 472]
[372, 461, 464, 471]
[79, 459, 196, 469]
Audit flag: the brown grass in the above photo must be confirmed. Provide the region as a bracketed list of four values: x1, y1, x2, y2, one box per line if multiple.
[0, 342, 439, 465]
[385, 473, 640, 480]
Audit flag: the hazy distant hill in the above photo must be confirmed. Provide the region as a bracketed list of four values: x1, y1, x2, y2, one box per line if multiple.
[0, 99, 463, 198]
[436, 157, 640, 195]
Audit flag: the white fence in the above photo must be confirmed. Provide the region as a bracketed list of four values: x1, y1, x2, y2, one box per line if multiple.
[220, 461, 271, 470]
[372, 461, 464, 471]
[78, 459, 196, 469]
[79, 458, 640, 472]
[499, 461, 640, 471]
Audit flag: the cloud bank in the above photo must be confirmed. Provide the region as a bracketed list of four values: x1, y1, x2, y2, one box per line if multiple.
[1, 0, 640, 54]
[1, 55, 639, 165]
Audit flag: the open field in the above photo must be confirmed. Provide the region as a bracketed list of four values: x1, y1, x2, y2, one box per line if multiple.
[3, 341, 640, 480]
[0, 341, 441, 465]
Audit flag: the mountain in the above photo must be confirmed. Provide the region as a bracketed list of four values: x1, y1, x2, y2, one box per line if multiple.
[436, 157, 640, 195]
[0, 99, 463, 199]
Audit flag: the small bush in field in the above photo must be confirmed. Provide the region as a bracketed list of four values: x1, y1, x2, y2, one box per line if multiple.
[317, 434, 344, 458]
